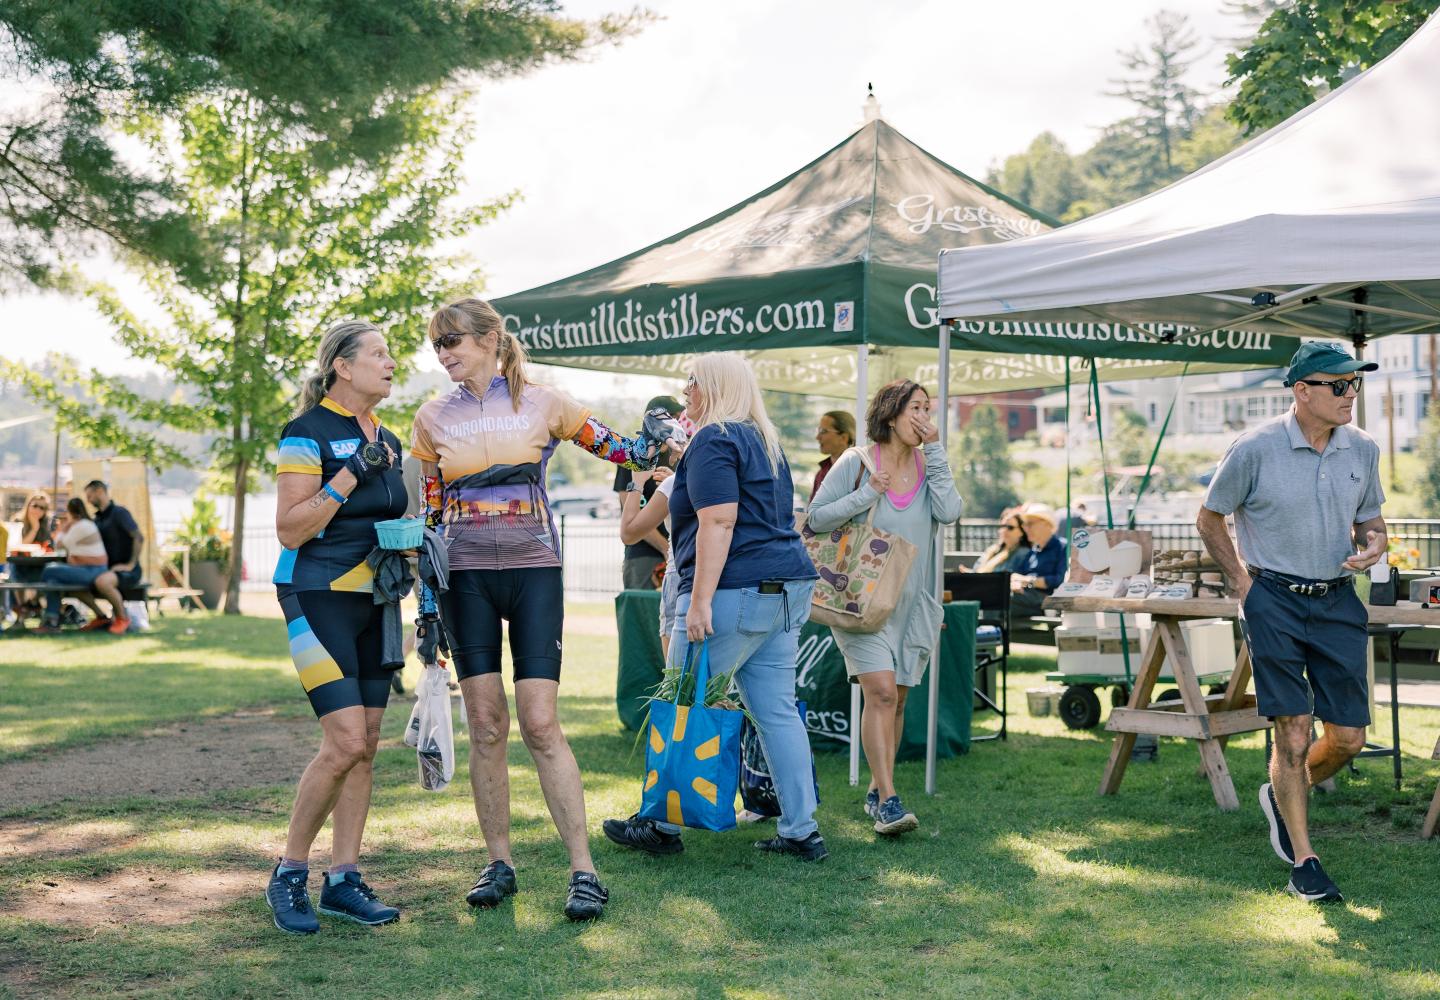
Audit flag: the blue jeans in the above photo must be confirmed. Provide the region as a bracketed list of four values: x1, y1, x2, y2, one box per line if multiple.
[666, 579, 819, 841]
[41, 563, 106, 623]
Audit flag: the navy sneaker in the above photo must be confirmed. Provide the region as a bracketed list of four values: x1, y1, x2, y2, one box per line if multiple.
[466, 860, 518, 909]
[1287, 857, 1343, 904]
[1259, 782, 1295, 865]
[563, 871, 610, 921]
[864, 789, 880, 820]
[317, 871, 399, 926]
[266, 865, 318, 935]
[874, 795, 919, 835]
[602, 814, 684, 855]
[754, 831, 829, 862]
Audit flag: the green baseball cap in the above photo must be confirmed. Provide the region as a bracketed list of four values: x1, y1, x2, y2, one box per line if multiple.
[646, 394, 684, 416]
[1283, 342, 1378, 386]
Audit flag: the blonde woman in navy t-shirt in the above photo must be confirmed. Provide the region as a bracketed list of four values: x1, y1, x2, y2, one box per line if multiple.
[603, 354, 826, 861]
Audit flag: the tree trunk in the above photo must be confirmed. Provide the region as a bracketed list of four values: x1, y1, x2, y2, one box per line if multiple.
[223, 454, 249, 614]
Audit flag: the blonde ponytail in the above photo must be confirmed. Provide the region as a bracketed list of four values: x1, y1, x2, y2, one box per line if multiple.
[498, 330, 530, 410]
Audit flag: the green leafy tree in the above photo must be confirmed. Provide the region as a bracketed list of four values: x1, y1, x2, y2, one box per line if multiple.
[1103, 10, 1204, 196]
[0, 1, 640, 286]
[1109, 407, 1153, 467]
[951, 404, 1019, 518]
[1417, 409, 1440, 514]
[986, 133, 1084, 221]
[8, 89, 498, 612]
[1226, 0, 1440, 135]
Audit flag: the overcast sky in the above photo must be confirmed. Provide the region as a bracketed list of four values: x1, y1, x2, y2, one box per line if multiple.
[2, 0, 1244, 398]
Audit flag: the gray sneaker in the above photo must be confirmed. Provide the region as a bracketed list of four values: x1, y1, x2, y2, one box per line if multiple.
[874, 795, 919, 835]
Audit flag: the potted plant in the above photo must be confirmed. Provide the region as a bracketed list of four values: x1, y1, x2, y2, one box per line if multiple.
[169, 496, 232, 610]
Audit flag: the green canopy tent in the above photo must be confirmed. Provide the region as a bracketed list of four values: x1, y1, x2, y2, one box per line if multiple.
[494, 111, 1300, 794]
[495, 116, 1300, 400]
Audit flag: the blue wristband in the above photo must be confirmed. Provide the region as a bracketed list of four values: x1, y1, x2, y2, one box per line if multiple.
[322, 482, 347, 505]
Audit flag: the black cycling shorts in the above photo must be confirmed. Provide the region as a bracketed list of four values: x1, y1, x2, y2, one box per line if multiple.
[440, 567, 564, 682]
[279, 590, 391, 717]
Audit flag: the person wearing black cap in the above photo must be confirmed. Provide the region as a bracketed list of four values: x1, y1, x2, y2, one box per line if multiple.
[1196, 341, 1386, 905]
[614, 395, 685, 590]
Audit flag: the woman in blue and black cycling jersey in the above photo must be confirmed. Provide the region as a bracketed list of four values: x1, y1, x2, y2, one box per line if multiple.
[412, 297, 676, 922]
[264, 320, 407, 936]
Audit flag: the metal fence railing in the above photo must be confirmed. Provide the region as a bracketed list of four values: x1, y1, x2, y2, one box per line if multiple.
[955, 518, 1440, 569]
[150, 513, 1440, 600]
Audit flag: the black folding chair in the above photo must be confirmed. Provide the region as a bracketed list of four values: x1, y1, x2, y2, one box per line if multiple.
[945, 570, 1011, 742]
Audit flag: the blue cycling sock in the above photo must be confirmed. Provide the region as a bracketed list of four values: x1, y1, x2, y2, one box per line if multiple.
[327, 863, 359, 885]
[276, 857, 308, 877]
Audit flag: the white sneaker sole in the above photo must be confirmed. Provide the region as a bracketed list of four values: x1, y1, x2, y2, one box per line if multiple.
[1258, 783, 1295, 865]
[874, 812, 919, 835]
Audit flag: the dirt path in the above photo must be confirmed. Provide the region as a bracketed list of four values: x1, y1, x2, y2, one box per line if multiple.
[0, 709, 320, 811]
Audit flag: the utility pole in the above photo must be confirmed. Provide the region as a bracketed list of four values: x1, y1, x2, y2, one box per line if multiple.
[1387, 376, 1398, 492]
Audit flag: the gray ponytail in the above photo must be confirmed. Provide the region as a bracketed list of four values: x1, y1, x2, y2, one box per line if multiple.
[297, 320, 379, 415]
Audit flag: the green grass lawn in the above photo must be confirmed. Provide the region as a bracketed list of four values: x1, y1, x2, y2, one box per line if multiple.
[2, 613, 1439, 998]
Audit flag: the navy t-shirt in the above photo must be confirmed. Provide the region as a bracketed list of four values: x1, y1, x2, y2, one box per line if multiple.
[669, 421, 816, 595]
[93, 502, 140, 566]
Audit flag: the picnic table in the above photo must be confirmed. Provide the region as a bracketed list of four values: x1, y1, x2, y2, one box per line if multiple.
[1045, 594, 1425, 813]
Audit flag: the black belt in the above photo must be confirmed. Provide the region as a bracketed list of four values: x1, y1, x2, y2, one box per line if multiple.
[1248, 565, 1351, 597]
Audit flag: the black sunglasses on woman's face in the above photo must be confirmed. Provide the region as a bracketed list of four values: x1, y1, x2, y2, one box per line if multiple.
[431, 332, 466, 353]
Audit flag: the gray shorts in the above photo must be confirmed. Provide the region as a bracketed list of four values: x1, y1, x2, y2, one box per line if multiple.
[658, 571, 680, 640]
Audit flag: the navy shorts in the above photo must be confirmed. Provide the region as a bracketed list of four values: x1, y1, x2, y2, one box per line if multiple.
[1238, 574, 1370, 728]
[440, 567, 564, 682]
[279, 590, 391, 717]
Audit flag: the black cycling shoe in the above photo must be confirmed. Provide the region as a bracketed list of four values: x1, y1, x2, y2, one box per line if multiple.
[1259, 782, 1295, 865]
[602, 814, 684, 855]
[265, 865, 319, 935]
[466, 860, 518, 909]
[1287, 857, 1343, 904]
[754, 831, 829, 862]
[564, 871, 610, 921]
[318, 872, 400, 926]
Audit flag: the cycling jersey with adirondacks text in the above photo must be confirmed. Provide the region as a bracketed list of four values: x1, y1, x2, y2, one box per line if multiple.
[410, 376, 646, 571]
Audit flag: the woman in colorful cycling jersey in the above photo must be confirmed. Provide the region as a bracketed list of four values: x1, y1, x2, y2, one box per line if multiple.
[265, 320, 407, 936]
[412, 297, 669, 921]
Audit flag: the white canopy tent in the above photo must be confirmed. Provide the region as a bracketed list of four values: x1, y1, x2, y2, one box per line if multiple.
[936, 10, 1440, 351]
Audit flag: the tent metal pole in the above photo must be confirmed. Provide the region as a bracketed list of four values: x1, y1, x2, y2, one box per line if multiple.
[849, 344, 869, 788]
[925, 325, 948, 796]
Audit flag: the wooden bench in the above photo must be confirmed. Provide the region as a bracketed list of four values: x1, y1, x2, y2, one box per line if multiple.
[0, 580, 150, 629]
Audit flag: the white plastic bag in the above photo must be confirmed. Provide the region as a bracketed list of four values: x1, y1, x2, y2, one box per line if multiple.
[124, 600, 150, 632]
[414, 664, 456, 792]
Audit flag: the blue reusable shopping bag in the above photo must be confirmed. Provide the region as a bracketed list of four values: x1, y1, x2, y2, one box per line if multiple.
[639, 640, 744, 832]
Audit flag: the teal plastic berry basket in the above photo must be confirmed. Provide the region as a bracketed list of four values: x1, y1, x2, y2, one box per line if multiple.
[375, 517, 424, 550]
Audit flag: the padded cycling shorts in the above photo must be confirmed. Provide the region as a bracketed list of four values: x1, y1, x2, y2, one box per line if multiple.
[440, 567, 564, 682]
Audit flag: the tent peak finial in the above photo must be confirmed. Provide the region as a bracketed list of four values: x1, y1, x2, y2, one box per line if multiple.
[861, 85, 882, 124]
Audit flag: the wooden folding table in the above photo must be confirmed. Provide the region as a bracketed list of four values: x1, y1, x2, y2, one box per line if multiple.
[1045, 595, 1430, 812]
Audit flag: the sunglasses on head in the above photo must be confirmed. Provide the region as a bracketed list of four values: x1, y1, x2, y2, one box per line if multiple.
[1297, 376, 1363, 397]
[430, 332, 467, 353]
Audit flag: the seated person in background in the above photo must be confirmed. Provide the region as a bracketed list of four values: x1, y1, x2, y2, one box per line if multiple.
[965, 509, 1029, 573]
[86, 479, 144, 635]
[1008, 505, 1067, 616]
[3, 492, 54, 622]
[36, 498, 118, 633]
[812, 410, 856, 497]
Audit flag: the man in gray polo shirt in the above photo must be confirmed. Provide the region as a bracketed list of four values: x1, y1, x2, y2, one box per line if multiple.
[1196, 342, 1386, 904]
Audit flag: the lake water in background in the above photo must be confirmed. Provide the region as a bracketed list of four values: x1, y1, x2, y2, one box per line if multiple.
[150, 491, 624, 596]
